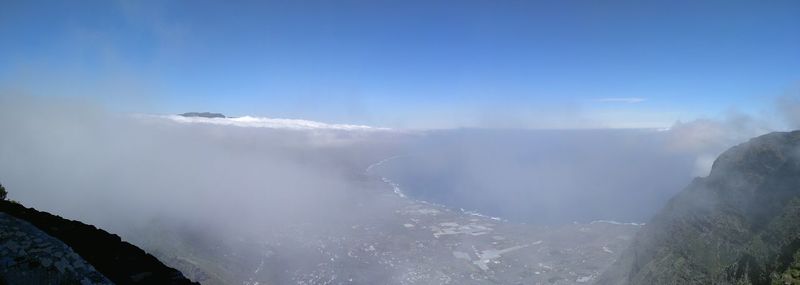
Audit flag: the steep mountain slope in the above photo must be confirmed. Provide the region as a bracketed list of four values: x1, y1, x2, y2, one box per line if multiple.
[0, 200, 198, 285]
[597, 131, 800, 285]
[0, 212, 112, 285]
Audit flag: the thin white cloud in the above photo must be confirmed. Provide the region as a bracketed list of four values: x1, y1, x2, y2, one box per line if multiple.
[594, 97, 646, 104]
[154, 114, 389, 131]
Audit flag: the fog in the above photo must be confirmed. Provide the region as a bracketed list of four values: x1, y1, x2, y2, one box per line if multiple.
[370, 108, 777, 224]
[0, 96, 407, 235]
[0, 94, 787, 227]
[0, 94, 794, 282]
[374, 129, 695, 224]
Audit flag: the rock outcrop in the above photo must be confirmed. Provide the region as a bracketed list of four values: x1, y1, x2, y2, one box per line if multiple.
[0, 200, 199, 285]
[0, 212, 112, 285]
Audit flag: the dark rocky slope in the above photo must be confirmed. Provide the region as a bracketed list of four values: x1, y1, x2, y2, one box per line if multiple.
[597, 131, 800, 285]
[0, 212, 112, 285]
[0, 200, 198, 285]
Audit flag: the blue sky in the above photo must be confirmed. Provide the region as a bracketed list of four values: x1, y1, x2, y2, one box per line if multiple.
[1, 0, 798, 128]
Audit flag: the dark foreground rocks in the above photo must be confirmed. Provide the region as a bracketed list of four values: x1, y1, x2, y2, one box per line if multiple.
[0, 200, 198, 285]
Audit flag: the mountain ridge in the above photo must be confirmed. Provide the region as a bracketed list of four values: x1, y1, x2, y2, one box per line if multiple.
[179, 112, 226, 118]
[597, 130, 800, 285]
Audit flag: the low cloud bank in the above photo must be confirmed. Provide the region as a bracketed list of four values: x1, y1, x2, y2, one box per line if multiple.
[1, 94, 797, 229]
[375, 129, 696, 224]
[0, 96, 404, 239]
[162, 114, 388, 131]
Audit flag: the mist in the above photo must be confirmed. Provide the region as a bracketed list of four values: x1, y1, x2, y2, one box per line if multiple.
[0, 94, 787, 228]
[370, 104, 784, 224]
[0, 94, 794, 283]
[374, 129, 695, 224]
[0, 96, 407, 235]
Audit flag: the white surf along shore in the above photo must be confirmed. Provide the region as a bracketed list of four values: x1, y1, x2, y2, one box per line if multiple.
[365, 156, 506, 222]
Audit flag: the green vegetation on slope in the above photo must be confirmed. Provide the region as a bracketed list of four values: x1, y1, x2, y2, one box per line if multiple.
[598, 131, 800, 285]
